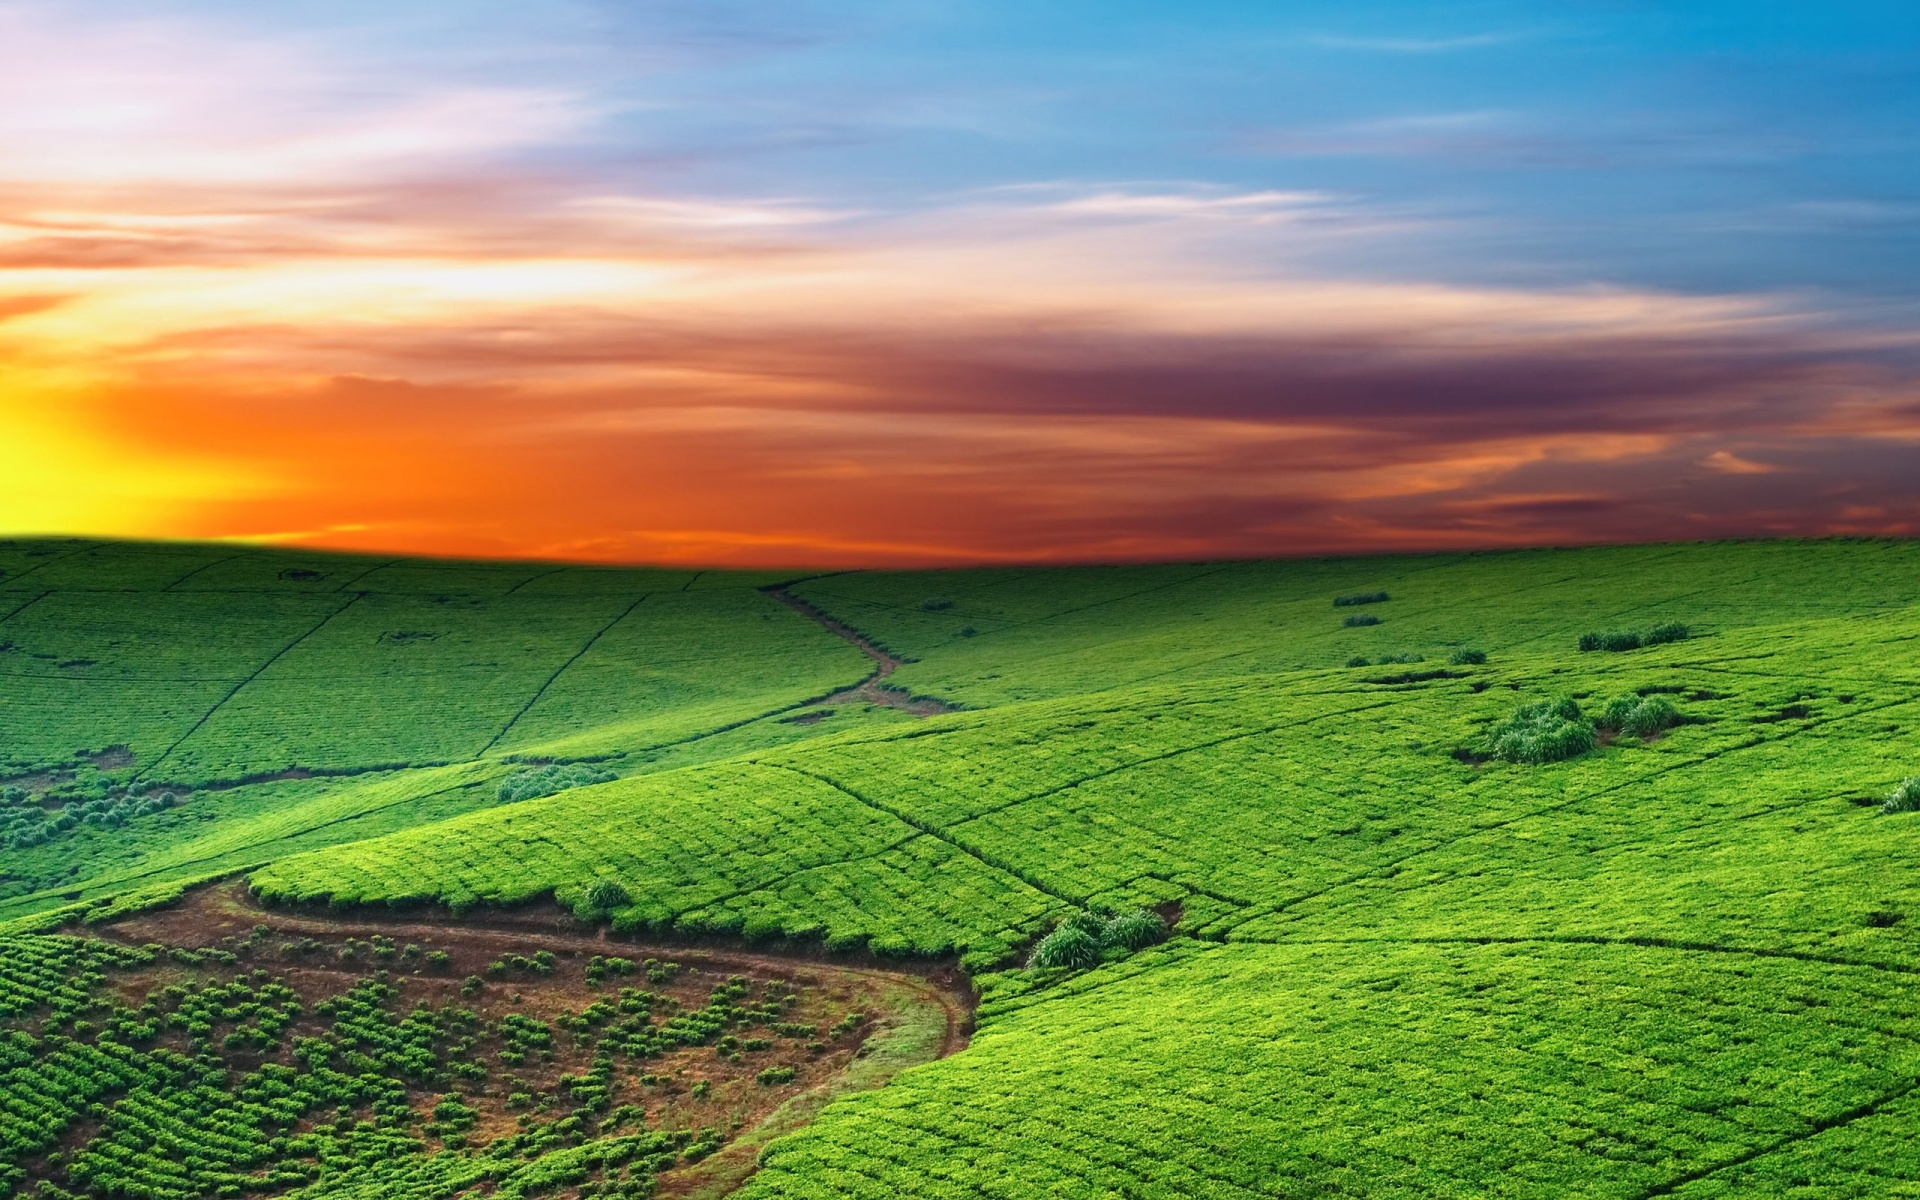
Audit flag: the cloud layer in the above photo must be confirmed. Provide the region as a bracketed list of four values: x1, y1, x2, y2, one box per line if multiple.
[2, 2, 1917, 565]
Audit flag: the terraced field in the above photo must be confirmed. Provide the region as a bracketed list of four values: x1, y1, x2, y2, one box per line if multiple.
[4, 536, 1920, 1197]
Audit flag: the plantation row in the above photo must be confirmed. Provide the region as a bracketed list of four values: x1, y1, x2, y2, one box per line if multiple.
[742, 940, 1920, 1199]
[254, 618, 1910, 966]
[0, 555, 865, 789]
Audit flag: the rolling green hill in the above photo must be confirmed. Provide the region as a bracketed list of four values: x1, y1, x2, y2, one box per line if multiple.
[4, 536, 1919, 1197]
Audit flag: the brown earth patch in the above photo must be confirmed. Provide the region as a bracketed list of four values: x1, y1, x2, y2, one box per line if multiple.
[77, 881, 974, 1195]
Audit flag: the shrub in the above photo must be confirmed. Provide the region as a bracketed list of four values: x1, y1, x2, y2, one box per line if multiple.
[1334, 592, 1390, 607]
[1063, 909, 1109, 939]
[498, 763, 618, 805]
[1883, 778, 1920, 815]
[920, 597, 954, 611]
[1029, 926, 1102, 970]
[1346, 656, 1370, 668]
[1579, 623, 1691, 653]
[576, 880, 631, 920]
[1449, 648, 1487, 665]
[1489, 697, 1596, 765]
[1101, 910, 1167, 950]
[1343, 614, 1381, 628]
[756, 1065, 796, 1086]
[1600, 695, 1679, 739]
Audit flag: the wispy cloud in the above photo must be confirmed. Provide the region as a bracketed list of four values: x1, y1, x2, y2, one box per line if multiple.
[1305, 31, 1527, 54]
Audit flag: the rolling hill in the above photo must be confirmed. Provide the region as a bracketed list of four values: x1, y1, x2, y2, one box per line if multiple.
[3, 536, 1919, 1198]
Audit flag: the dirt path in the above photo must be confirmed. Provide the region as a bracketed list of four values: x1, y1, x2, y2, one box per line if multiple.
[764, 587, 959, 717]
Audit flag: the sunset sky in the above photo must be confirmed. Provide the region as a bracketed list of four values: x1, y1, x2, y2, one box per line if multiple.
[3, 1, 1918, 565]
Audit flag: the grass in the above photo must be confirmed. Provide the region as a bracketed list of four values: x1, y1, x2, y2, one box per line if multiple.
[6, 535, 1920, 1196]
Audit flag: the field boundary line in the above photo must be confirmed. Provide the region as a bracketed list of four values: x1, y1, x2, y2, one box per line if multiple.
[1262, 788, 1859, 930]
[1234, 932, 1920, 977]
[1631, 1076, 1920, 1199]
[0, 542, 92, 586]
[1207, 692, 1914, 936]
[768, 763, 1081, 907]
[135, 592, 367, 782]
[0, 588, 53, 626]
[0, 773, 493, 916]
[921, 693, 1405, 833]
[332, 559, 398, 592]
[503, 566, 569, 595]
[481, 594, 651, 754]
[160, 553, 241, 591]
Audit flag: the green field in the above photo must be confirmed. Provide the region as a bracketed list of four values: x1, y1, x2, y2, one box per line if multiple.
[5, 536, 1920, 1197]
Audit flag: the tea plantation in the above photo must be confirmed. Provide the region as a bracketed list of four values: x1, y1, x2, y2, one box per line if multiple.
[5, 536, 1920, 1196]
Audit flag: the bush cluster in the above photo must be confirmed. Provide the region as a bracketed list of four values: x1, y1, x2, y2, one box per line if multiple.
[1029, 907, 1168, 970]
[1883, 778, 1920, 815]
[1, 783, 181, 851]
[574, 881, 632, 921]
[1448, 648, 1488, 666]
[1599, 694, 1680, 740]
[1489, 698, 1596, 765]
[1334, 592, 1390, 607]
[1577, 622, 1690, 653]
[499, 764, 618, 805]
[1343, 614, 1382, 628]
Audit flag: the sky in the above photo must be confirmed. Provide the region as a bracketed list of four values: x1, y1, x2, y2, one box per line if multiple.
[2, 1, 1918, 566]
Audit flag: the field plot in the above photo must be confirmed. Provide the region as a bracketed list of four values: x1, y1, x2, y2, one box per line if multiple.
[745, 940, 1920, 1199]
[4, 535, 1920, 1197]
[0, 883, 965, 1200]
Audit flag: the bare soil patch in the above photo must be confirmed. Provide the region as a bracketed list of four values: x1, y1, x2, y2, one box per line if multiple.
[76, 882, 974, 1196]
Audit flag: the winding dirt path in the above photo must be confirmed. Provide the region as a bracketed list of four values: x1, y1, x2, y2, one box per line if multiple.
[764, 586, 960, 717]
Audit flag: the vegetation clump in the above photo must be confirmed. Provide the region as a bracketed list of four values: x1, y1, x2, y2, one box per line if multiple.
[1334, 592, 1390, 607]
[1578, 623, 1690, 653]
[1343, 614, 1382, 628]
[499, 763, 618, 805]
[1029, 907, 1168, 970]
[1489, 698, 1597, 764]
[1599, 695, 1680, 740]
[1883, 778, 1920, 815]
[575, 880, 632, 921]
[1449, 648, 1487, 665]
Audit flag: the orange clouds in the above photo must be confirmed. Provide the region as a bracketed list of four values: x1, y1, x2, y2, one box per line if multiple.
[1, 6, 1916, 567]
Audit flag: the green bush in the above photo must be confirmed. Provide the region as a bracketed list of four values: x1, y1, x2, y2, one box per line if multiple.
[1600, 695, 1679, 739]
[1883, 778, 1920, 815]
[1029, 926, 1102, 969]
[1333, 592, 1390, 607]
[498, 763, 617, 805]
[1579, 624, 1690, 653]
[1449, 648, 1487, 665]
[1344, 614, 1382, 628]
[1489, 698, 1596, 765]
[1346, 656, 1370, 668]
[575, 880, 632, 921]
[1101, 910, 1167, 950]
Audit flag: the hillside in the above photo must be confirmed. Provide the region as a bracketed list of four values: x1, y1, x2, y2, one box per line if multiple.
[3, 536, 1919, 1197]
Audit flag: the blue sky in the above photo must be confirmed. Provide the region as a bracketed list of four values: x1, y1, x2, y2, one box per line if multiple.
[199, 0, 1920, 296]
